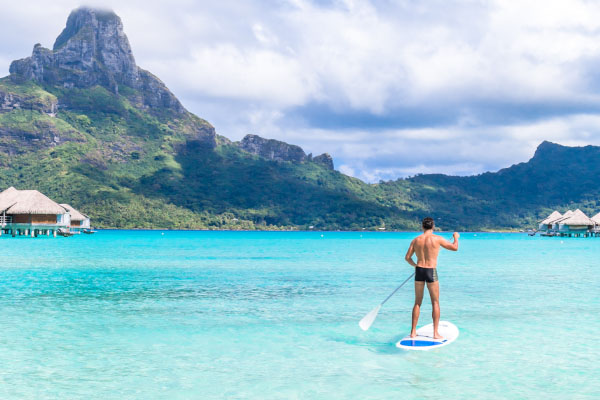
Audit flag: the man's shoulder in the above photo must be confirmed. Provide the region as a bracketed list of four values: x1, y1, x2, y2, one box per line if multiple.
[432, 234, 447, 242]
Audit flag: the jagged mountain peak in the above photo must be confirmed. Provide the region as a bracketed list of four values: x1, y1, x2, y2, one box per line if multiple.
[8, 7, 185, 114]
[532, 140, 562, 158]
[313, 153, 334, 170]
[236, 134, 335, 169]
[51, 6, 138, 88]
[53, 7, 124, 50]
[530, 141, 600, 164]
[239, 134, 308, 163]
[10, 6, 137, 90]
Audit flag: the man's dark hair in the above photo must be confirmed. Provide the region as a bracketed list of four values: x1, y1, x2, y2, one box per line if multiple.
[422, 217, 434, 230]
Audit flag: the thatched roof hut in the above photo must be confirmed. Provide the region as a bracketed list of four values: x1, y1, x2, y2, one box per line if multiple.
[0, 187, 20, 212]
[540, 211, 562, 224]
[552, 210, 574, 225]
[592, 212, 600, 225]
[538, 210, 563, 231]
[558, 209, 594, 227]
[0, 187, 66, 215]
[59, 204, 88, 222]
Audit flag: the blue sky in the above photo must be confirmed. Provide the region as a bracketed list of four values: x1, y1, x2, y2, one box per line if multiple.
[3, 0, 600, 182]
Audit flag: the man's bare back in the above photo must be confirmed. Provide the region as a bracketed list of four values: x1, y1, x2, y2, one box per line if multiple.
[404, 217, 459, 339]
[404, 230, 459, 272]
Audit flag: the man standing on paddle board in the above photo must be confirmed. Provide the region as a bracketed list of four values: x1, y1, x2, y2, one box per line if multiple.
[404, 217, 459, 339]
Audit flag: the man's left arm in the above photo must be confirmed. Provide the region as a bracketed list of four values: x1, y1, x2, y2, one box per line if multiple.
[404, 240, 418, 267]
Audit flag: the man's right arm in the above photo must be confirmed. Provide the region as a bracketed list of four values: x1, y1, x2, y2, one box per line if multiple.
[404, 239, 418, 267]
[440, 232, 459, 251]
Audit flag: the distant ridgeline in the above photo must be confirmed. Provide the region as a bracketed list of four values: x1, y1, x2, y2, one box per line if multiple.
[0, 7, 598, 230]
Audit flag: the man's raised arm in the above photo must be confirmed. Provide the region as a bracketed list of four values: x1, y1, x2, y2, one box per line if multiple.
[440, 232, 460, 251]
[405, 239, 418, 267]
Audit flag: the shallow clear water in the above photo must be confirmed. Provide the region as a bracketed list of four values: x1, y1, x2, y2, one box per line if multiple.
[0, 231, 598, 399]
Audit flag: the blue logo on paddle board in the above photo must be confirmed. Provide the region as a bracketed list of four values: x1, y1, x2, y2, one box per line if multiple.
[399, 339, 447, 347]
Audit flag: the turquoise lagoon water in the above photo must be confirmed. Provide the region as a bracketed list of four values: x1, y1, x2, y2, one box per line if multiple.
[0, 231, 598, 399]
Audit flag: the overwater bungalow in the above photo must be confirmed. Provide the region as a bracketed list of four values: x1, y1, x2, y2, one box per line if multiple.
[551, 210, 574, 231]
[60, 204, 90, 233]
[0, 187, 70, 237]
[557, 209, 595, 236]
[592, 212, 600, 230]
[538, 211, 562, 232]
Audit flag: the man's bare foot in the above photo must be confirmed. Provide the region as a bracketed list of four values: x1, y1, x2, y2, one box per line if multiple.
[433, 333, 444, 340]
[410, 331, 417, 338]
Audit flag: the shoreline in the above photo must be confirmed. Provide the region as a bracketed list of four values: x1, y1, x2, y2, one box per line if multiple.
[90, 228, 526, 233]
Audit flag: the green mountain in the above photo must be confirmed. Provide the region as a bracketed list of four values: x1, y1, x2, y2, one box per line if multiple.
[0, 7, 598, 231]
[381, 141, 600, 230]
[0, 7, 417, 230]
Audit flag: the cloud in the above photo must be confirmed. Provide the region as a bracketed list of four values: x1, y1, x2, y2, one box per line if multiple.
[310, 114, 600, 182]
[159, 45, 315, 107]
[3, 0, 600, 182]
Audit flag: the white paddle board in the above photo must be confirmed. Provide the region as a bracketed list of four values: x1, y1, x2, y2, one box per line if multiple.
[396, 321, 459, 351]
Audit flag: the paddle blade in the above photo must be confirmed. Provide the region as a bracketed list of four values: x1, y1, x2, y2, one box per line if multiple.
[359, 304, 381, 331]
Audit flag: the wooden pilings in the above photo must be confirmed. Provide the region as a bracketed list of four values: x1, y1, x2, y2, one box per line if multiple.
[549, 231, 600, 238]
[0, 227, 59, 238]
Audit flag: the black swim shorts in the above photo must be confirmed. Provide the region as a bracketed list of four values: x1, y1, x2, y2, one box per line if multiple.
[415, 267, 438, 283]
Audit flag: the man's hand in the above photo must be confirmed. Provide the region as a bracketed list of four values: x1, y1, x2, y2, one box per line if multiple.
[441, 232, 459, 251]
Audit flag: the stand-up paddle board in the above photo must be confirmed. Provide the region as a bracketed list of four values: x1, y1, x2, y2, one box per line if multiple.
[396, 321, 459, 351]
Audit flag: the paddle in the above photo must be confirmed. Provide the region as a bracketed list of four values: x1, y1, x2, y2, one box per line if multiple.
[359, 272, 416, 331]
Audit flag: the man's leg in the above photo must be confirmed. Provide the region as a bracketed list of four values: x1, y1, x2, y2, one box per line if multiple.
[411, 281, 425, 337]
[426, 281, 442, 339]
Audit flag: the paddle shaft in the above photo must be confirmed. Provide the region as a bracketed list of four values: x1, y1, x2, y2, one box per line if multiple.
[380, 272, 415, 305]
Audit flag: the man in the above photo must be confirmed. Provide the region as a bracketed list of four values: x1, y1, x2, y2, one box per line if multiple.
[404, 217, 459, 339]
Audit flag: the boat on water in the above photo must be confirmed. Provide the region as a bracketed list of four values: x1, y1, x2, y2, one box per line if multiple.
[57, 228, 74, 237]
[83, 229, 97, 234]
